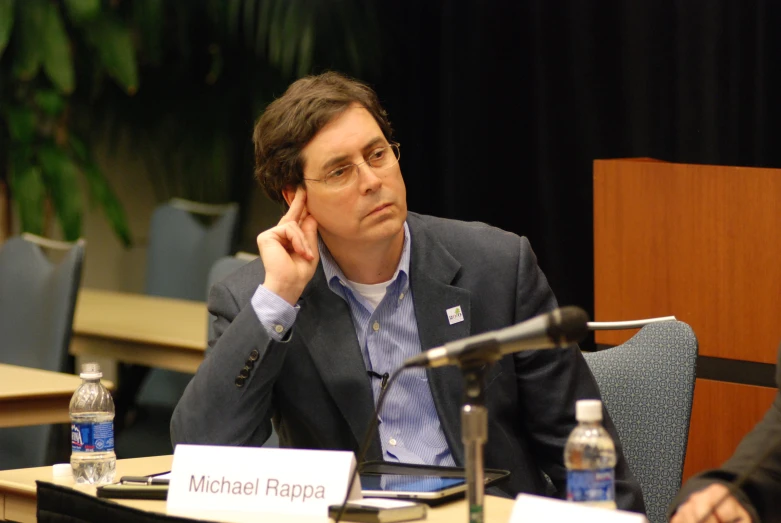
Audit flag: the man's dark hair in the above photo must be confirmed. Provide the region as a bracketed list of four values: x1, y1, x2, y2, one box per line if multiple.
[253, 71, 393, 204]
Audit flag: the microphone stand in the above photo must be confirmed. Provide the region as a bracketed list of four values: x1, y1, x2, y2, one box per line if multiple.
[458, 340, 497, 523]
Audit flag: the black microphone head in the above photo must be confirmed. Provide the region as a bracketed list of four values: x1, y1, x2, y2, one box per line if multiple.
[546, 306, 589, 344]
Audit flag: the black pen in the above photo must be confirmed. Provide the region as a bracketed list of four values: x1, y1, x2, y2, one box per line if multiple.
[119, 476, 170, 486]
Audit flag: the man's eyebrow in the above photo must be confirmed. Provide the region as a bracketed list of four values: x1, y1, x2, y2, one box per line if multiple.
[321, 154, 350, 172]
[320, 137, 386, 171]
[361, 137, 385, 152]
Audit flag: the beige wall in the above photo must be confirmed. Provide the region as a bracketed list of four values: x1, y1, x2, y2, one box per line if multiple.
[81, 134, 157, 293]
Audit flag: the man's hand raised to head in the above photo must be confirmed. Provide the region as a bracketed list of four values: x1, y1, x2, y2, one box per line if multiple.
[257, 187, 320, 306]
[671, 484, 753, 523]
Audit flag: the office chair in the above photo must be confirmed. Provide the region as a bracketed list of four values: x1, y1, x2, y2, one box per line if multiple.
[582, 321, 698, 523]
[0, 234, 85, 469]
[116, 199, 237, 457]
[143, 198, 238, 301]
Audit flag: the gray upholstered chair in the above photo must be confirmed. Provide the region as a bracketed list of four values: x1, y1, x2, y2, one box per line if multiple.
[0, 234, 85, 469]
[118, 200, 238, 457]
[136, 199, 239, 405]
[582, 321, 698, 523]
[144, 198, 239, 301]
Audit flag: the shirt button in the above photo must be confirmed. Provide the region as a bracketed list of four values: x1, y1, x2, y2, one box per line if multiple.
[399, 293, 405, 300]
[373, 321, 380, 332]
[389, 438, 397, 446]
[274, 324, 284, 334]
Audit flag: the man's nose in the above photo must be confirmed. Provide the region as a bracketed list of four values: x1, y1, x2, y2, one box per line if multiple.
[357, 164, 383, 193]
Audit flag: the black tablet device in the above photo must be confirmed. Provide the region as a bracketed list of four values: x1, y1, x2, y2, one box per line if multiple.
[358, 461, 510, 503]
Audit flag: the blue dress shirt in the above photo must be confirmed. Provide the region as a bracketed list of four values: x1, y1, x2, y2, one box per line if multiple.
[250, 222, 456, 466]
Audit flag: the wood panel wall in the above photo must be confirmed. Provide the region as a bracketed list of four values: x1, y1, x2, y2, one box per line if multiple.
[593, 158, 781, 482]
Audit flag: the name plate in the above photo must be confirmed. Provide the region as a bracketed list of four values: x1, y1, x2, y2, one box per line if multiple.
[511, 494, 649, 523]
[167, 444, 361, 519]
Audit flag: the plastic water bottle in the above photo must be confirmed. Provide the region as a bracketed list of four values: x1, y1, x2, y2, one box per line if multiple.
[564, 399, 617, 509]
[70, 362, 116, 484]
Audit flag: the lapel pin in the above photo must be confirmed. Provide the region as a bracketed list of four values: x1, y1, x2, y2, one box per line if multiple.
[446, 305, 464, 325]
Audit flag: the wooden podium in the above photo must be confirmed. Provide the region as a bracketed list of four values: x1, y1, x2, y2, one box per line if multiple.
[593, 158, 780, 481]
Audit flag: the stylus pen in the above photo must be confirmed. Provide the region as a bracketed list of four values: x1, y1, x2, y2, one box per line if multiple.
[119, 476, 170, 486]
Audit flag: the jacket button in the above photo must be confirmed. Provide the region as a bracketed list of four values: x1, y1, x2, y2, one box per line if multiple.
[248, 349, 260, 362]
[239, 367, 250, 379]
[245, 358, 255, 369]
[235, 376, 246, 388]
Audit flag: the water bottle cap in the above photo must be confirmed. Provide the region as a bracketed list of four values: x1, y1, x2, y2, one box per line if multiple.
[576, 399, 603, 422]
[52, 463, 72, 478]
[79, 362, 103, 379]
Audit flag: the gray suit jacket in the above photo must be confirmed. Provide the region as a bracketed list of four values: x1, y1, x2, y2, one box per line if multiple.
[171, 212, 645, 512]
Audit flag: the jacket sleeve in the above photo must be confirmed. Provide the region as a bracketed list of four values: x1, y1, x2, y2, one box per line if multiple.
[668, 346, 781, 522]
[170, 280, 290, 447]
[510, 236, 646, 513]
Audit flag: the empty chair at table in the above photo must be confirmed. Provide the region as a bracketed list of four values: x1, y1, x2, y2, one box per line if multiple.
[144, 198, 239, 302]
[583, 320, 698, 523]
[0, 234, 85, 469]
[116, 199, 238, 457]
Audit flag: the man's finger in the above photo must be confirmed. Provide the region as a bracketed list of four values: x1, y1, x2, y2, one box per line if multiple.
[281, 187, 307, 224]
[289, 226, 314, 260]
[279, 221, 314, 260]
[714, 500, 750, 523]
[258, 221, 311, 259]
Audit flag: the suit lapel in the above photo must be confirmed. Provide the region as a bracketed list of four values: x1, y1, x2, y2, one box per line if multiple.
[408, 215, 471, 465]
[294, 266, 383, 460]
[295, 215, 474, 465]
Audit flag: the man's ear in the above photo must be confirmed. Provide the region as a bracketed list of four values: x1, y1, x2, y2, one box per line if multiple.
[282, 186, 297, 207]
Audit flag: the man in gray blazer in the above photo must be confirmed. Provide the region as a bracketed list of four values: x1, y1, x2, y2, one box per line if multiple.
[171, 72, 645, 512]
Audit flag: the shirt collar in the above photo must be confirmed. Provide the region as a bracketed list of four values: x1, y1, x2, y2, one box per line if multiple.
[319, 222, 411, 293]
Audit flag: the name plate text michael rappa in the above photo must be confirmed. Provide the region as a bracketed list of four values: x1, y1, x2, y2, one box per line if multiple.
[167, 444, 360, 517]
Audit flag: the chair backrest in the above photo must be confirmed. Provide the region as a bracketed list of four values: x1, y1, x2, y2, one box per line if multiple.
[0, 236, 85, 469]
[582, 321, 698, 523]
[144, 201, 238, 301]
[0, 236, 85, 371]
[134, 201, 238, 412]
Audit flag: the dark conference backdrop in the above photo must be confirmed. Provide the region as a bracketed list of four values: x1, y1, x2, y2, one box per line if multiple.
[364, 1, 781, 348]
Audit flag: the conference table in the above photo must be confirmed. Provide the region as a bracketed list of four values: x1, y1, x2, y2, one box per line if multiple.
[0, 455, 515, 522]
[70, 289, 207, 374]
[0, 364, 113, 428]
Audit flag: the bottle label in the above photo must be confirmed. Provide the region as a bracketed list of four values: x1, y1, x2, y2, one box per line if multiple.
[71, 422, 114, 452]
[566, 468, 615, 502]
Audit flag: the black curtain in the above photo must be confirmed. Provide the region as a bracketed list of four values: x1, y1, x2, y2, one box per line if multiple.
[370, 0, 781, 348]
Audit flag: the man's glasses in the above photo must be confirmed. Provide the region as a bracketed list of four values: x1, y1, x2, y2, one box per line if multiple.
[304, 143, 401, 190]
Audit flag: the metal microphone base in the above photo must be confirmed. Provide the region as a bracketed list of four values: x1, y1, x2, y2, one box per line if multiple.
[461, 361, 489, 523]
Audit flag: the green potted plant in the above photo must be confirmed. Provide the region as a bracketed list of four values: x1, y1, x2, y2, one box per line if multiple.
[0, 0, 381, 246]
[0, 0, 134, 245]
